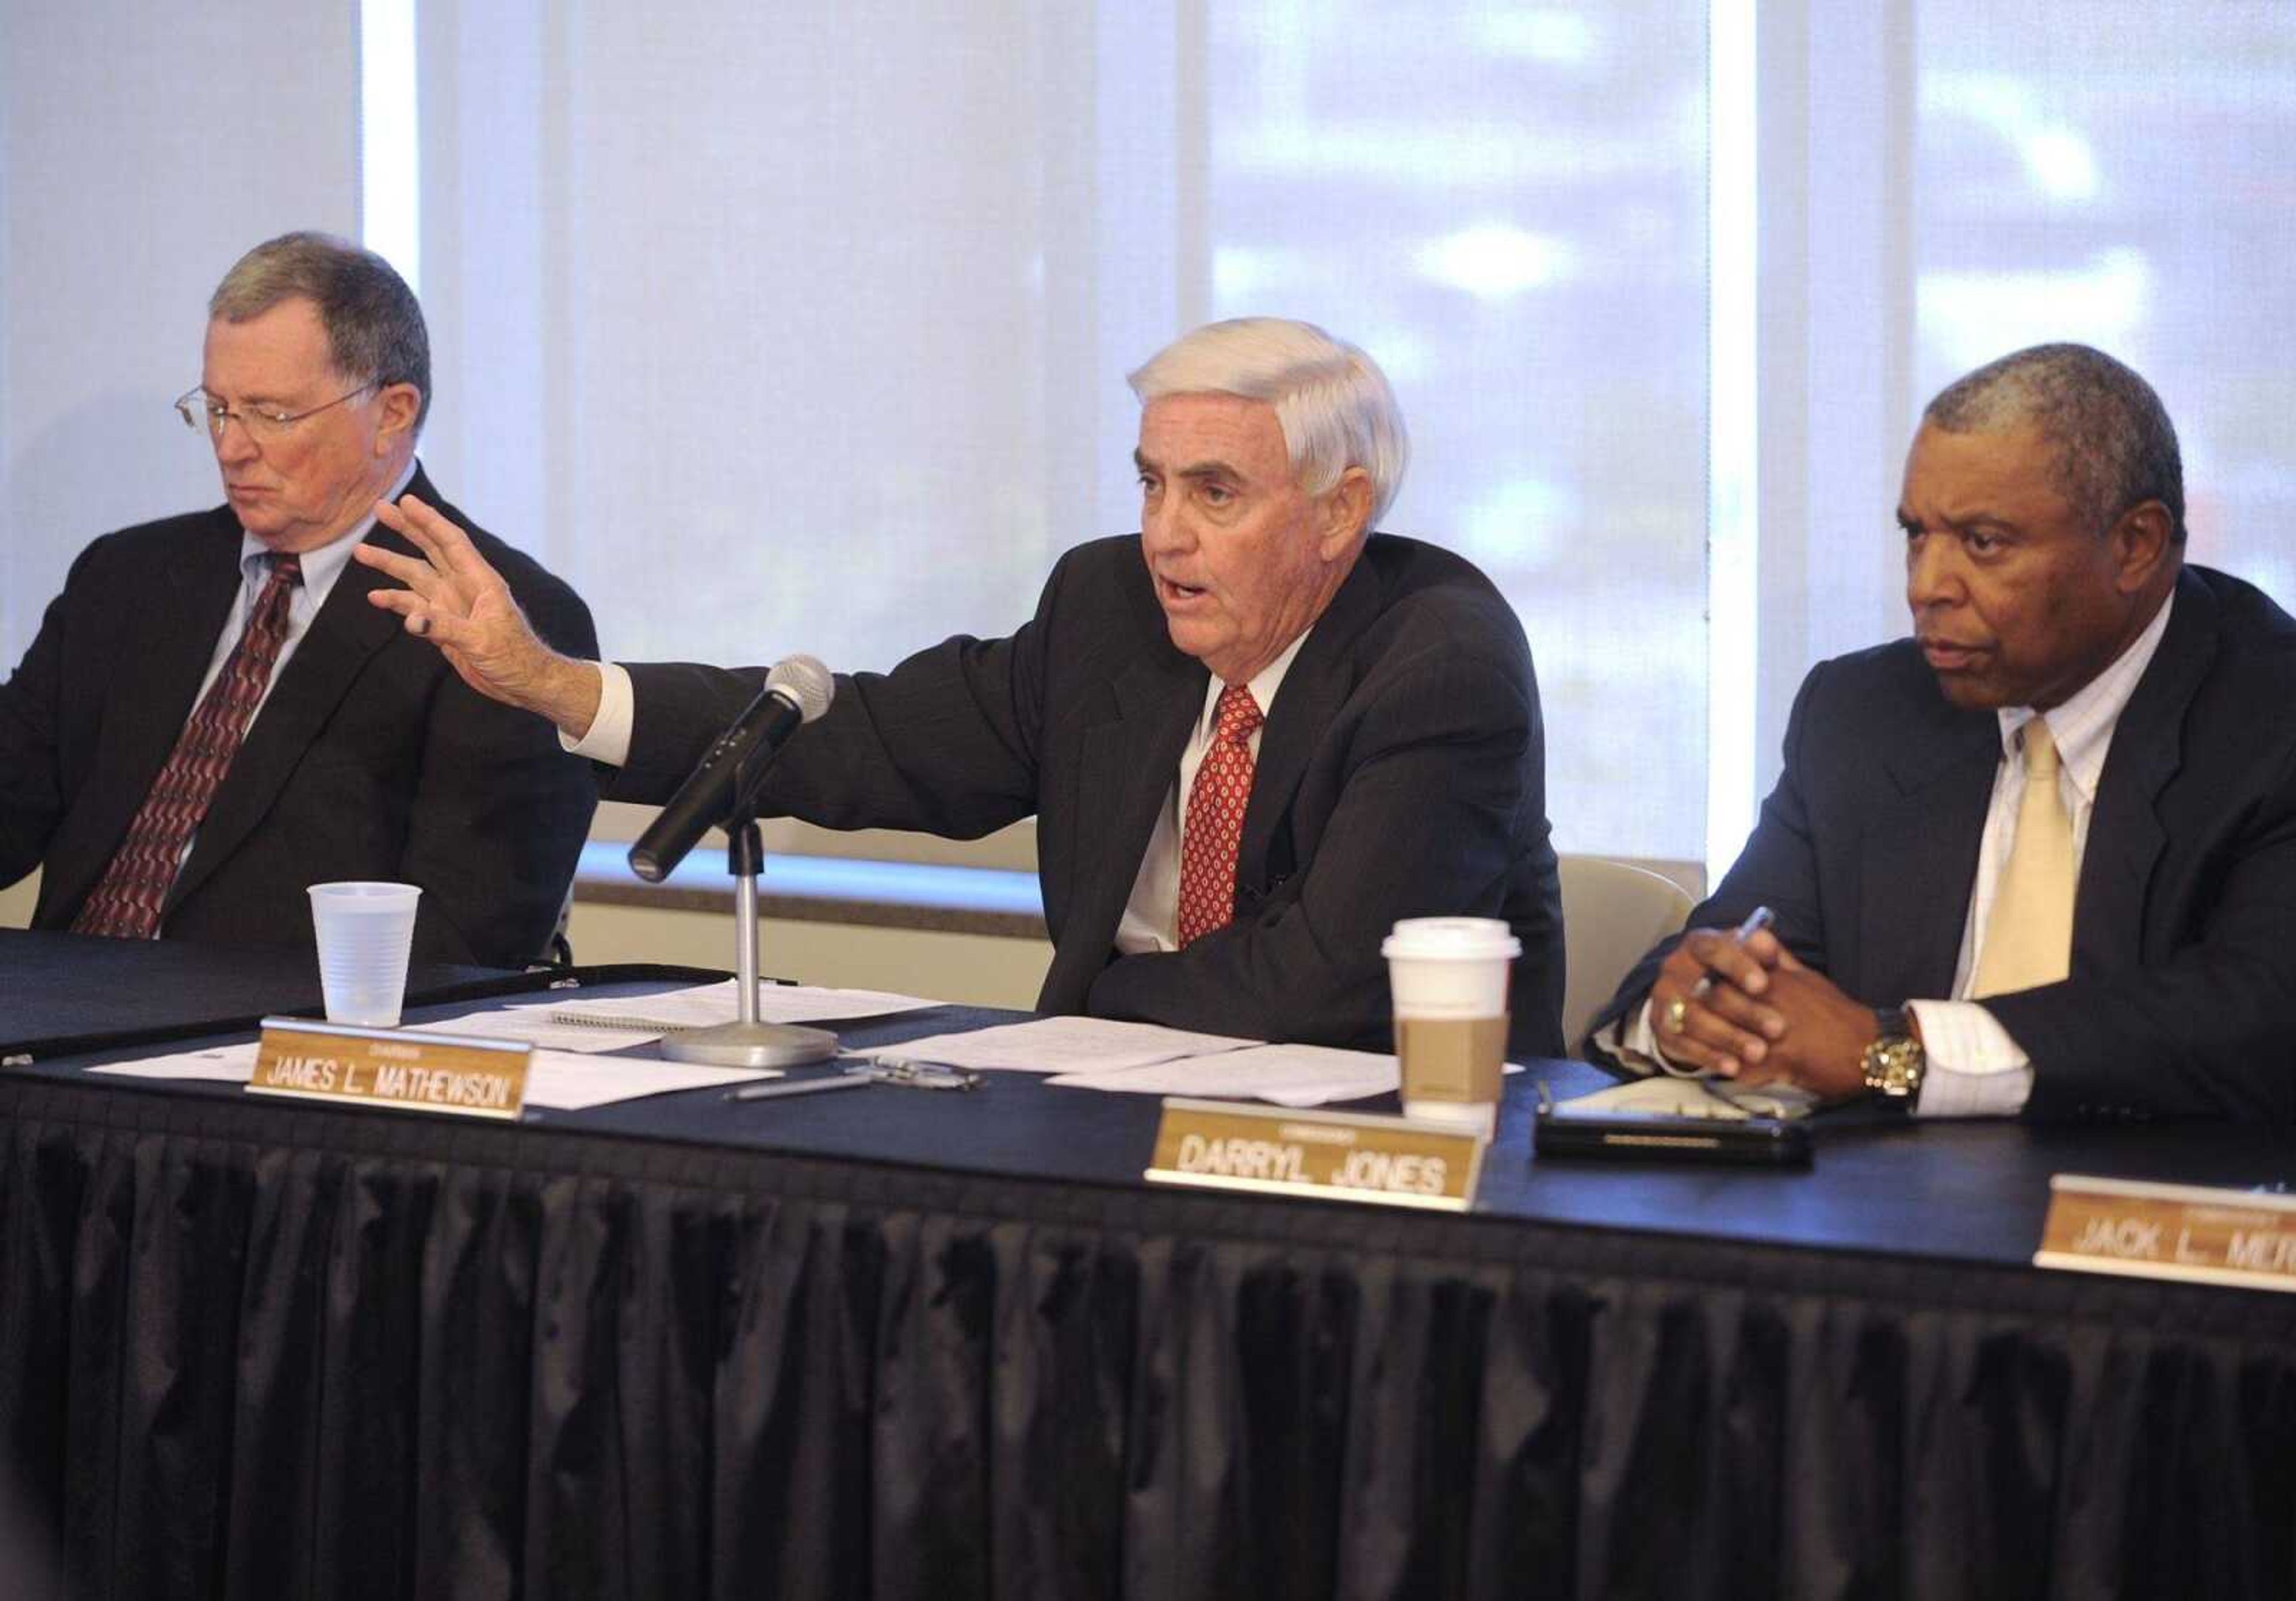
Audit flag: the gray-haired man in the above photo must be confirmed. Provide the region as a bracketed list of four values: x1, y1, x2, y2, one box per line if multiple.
[0, 231, 598, 967]
[360, 317, 1564, 1052]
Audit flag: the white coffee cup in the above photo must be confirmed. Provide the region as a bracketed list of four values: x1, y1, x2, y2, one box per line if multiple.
[1382, 916, 1519, 1135]
[307, 881, 422, 1027]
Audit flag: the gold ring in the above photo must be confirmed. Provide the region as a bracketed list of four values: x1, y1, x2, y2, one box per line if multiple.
[1663, 997, 1689, 1034]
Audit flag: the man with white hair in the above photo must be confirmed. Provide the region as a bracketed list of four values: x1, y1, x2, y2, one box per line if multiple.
[357, 318, 1564, 1053]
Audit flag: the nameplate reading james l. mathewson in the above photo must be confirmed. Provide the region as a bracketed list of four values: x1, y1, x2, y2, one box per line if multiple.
[2035, 1174, 2296, 1294]
[248, 1017, 530, 1122]
[1145, 1098, 1485, 1212]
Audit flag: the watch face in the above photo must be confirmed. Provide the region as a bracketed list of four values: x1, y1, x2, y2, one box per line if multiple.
[1864, 1035, 1922, 1097]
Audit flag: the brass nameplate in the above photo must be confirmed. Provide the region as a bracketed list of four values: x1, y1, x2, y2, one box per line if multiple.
[1145, 1098, 1485, 1212]
[2034, 1174, 2296, 1294]
[248, 1016, 530, 1121]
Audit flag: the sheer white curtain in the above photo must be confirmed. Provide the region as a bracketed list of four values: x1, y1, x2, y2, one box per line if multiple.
[411, 0, 1716, 863]
[1202, 2, 1712, 863]
[415, 1, 1196, 680]
[0, 1, 361, 667]
[1910, 1, 2296, 603]
[7, 3, 2292, 878]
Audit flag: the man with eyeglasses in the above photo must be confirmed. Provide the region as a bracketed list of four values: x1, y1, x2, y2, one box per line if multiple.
[0, 231, 598, 967]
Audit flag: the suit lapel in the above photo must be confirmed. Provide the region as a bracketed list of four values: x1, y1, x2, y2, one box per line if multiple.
[1061, 647, 1205, 952]
[1858, 682, 2001, 1003]
[46, 515, 247, 916]
[167, 471, 431, 914]
[1235, 554, 1379, 896]
[2075, 576, 2211, 975]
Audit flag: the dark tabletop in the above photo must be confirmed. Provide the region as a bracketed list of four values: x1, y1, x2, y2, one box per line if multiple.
[9, 926, 2291, 1275]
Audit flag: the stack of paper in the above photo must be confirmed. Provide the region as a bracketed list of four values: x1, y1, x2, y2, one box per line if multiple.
[875, 1016, 1256, 1074]
[878, 1018, 1435, 1108]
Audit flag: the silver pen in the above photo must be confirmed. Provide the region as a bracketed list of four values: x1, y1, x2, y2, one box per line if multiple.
[724, 1074, 872, 1104]
[1689, 905, 1776, 1000]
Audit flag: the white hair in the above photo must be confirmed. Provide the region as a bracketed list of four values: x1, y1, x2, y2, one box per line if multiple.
[1127, 317, 1409, 527]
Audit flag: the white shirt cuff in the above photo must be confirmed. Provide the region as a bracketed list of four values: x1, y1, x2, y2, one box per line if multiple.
[560, 661, 634, 766]
[1905, 998, 2035, 1117]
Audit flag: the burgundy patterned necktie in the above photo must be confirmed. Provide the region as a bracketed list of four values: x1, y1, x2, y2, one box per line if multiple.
[1176, 682, 1263, 947]
[72, 553, 304, 939]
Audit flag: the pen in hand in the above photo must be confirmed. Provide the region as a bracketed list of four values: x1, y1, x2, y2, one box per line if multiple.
[1689, 905, 1776, 1000]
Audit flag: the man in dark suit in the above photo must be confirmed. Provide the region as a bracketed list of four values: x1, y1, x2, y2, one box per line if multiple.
[355, 319, 1565, 1053]
[0, 233, 597, 969]
[1589, 343, 2296, 1120]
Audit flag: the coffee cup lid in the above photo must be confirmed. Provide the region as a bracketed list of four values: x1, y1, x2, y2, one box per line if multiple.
[1381, 916, 1522, 961]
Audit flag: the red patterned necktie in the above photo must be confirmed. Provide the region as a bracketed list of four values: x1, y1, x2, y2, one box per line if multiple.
[72, 553, 304, 939]
[1176, 682, 1263, 947]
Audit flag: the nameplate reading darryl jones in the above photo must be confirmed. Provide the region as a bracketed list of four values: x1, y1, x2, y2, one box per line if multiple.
[2035, 1173, 2296, 1294]
[1146, 1098, 1485, 1212]
[248, 1017, 531, 1121]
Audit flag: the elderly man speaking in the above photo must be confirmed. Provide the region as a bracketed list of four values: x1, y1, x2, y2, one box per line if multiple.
[356, 319, 1564, 1055]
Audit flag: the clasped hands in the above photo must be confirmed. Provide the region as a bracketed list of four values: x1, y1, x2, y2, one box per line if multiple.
[1650, 922, 1879, 1102]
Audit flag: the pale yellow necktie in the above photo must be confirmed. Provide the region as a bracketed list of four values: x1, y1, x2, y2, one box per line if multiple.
[1970, 719, 2075, 998]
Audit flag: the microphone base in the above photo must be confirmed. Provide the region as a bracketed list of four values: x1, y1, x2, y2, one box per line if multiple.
[662, 1021, 839, 1070]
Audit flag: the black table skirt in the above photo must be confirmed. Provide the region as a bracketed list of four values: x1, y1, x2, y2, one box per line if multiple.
[4, 1073, 2292, 1601]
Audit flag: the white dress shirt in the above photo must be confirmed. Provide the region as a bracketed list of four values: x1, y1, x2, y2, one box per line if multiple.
[1112, 631, 1310, 954]
[1615, 592, 2176, 1116]
[567, 630, 1315, 952]
[190, 457, 419, 725]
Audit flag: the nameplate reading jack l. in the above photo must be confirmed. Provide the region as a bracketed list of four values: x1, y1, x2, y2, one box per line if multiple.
[1145, 1098, 1485, 1212]
[248, 1017, 530, 1121]
[2034, 1174, 2296, 1294]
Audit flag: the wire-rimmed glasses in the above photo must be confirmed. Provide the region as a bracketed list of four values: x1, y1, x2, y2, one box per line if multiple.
[173, 381, 377, 441]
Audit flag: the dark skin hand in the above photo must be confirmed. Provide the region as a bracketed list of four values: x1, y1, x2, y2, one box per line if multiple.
[1650, 928, 1882, 1101]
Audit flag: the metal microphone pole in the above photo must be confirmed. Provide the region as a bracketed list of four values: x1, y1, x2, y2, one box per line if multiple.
[660, 773, 837, 1070]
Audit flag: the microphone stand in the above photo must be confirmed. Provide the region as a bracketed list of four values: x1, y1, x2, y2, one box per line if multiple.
[660, 770, 838, 1071]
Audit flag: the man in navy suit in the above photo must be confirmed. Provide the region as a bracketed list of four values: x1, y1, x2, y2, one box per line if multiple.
[355, 319, 1565, 1053]
[0, 233, 597, 968]
[1590, 344, 2296, 1120]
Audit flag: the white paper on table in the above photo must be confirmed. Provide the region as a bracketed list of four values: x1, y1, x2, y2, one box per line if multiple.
[523, 1050, 772, 1108]
[1049, 1043, 1396, 1105]
[533, 980, 942, 1032]
[86, 1040, 771, 1109]
[1049, 1047, 1531, 1108]
[880, 1016, 1259, 1074]
[1550, 1074, 1815, 1120]
[408, 1010, 665, 1054]
[89, 1042, 259, 1083]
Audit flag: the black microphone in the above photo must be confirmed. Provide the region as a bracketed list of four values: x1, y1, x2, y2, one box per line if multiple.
[628, 655, 835, 882]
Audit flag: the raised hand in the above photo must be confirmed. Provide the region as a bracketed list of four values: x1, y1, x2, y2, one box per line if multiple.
[354, 494, 604, 737]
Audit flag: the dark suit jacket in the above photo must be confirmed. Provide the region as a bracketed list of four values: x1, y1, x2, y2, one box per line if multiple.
[0, 466, 600, 968]
[1589, 565, 2296, 1120]
[612, 533, 1565, 1055]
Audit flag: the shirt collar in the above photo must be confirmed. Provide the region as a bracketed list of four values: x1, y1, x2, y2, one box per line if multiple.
[235, 456, 419, 585]
[1996, 588, 2176, 800]
[1196, 625, 1313, 741]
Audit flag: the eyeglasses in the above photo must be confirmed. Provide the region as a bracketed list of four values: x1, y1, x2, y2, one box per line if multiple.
[174, 381, 377, 441]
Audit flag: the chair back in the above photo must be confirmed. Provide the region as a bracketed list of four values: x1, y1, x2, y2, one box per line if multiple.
[1558, 855, 1696, 1051]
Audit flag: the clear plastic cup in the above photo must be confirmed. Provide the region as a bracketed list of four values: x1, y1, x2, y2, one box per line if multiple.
[1382, 916, 1521, 1135]
[307, 881, 422, 1026]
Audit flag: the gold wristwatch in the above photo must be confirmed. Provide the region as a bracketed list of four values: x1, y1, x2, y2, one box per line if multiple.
[1860, 1006, 1926, 1100]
